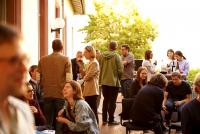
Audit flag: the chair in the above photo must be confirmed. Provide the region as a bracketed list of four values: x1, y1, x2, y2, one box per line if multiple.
[119, 98, 135, 134]
[120, 98, 152, 134]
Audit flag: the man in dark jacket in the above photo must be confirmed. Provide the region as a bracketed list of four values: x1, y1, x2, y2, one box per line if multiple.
[130, 74, 168, 134]
[71, 51, 84, 80]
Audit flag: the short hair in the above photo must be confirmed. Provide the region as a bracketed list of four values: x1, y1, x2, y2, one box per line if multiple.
[109, 41, 117, 51]
[0, 23, 20, 45]
[136, 66, 148, 85]
[52, 39, 63, 52]
[122, 44, 130, 51]
[85, 46, 96, 58]
[171, 72, 181, 79]
[66, 80, 83, 100]
[29, 65, 38, 77]
[144, 50, 152, 60]
[149, 73, 168, 89]
[193, 73, 200, 87]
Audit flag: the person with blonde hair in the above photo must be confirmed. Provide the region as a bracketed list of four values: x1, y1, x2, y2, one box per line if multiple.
[82, 45, 100, 122]
[56, 81, 99, 134]
[181, 73, 200, 134]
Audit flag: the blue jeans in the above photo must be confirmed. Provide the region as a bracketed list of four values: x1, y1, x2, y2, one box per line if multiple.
[165, 98, 185, 121]
[43, 97, 65, 134]
[120, 79, 133, 98]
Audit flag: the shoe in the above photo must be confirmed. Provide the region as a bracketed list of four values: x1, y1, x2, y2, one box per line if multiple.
[102, 121, 107, 125]
[108, 121, 120, 126]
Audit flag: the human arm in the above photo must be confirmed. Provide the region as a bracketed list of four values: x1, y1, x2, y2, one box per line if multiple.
[66, 57, 73, 81]
[83, 62, 99, 81]
[175, 94, 191, 106]
[142, 60, 156, 74]
[162, 91, 168, 112]
[116, 55, 124, 79]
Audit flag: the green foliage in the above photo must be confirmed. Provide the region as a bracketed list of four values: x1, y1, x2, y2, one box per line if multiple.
[187, 69, 200, 85]
[80, 0, 158, 58]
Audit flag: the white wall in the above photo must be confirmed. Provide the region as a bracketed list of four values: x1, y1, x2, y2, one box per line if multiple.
[21, 0, 39, 67]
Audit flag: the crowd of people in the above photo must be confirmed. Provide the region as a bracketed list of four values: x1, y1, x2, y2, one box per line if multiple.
[0, 23, 200, 134]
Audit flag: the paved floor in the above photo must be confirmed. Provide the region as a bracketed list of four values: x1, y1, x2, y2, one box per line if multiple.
[98, 93, 182, 134]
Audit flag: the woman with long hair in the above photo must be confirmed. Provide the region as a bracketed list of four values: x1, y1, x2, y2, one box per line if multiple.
[174, 51, 189, 76]
[142, 50, 156, 81]
[128, 67, 148, 98]
[166, 49, 177, 73]
[56, 81, 99, 134]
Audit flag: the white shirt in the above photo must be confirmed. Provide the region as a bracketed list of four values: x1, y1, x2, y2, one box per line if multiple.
[0, 96, 35, 134]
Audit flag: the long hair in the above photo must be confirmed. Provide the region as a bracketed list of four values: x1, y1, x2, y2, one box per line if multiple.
[167, 49, 175, 60]
[136, 67, 148, 85]
[66, 80, 83, 100]
[175, 50, 186, 60]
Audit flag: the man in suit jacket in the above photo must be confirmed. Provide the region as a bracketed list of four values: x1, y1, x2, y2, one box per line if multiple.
[37, 39, 72, 133]
[71, 51, 84, 80]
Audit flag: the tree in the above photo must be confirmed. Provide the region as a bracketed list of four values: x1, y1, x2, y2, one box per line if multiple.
[80, 0, 158, 58]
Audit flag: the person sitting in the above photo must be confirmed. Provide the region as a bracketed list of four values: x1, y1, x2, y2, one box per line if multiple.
[56, 80, 99, 134]
[162, 72, 191, 125]
[21, 83, 46, 126]
[29, 65, 44, 110]
[128, 67, 148, 98]
[166, 49, 177, 73]
[181, 73, 200, 134]
[130, 74, 168, 134]
[174, 50, 189, 76]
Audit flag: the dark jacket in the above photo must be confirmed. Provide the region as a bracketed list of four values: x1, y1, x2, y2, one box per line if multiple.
[130, 84, 163, 128]
[29, 100, 46, 126]
[128, 79, 141, 98]
[71, 58, 84, 80]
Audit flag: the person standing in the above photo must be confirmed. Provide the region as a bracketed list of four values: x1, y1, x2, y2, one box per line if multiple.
[0, 24, 35, 134]
[99, 41, 123, 125]
[82, 46, 100, 123]
[142, 50, 156, 81]
[120, 44, 135, 98]
[37, 39, 72, 133]
[71, 51, 84, 80]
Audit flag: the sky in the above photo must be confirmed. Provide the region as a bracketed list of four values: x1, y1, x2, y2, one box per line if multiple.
[76, 0, 200, 68]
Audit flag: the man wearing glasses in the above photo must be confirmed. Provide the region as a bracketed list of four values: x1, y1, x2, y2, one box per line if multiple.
[0, 24, 35, 133]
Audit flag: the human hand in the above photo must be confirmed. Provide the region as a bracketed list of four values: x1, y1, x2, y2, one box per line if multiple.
[30, 106, 38, 113]
[57, 108, 64, 117]
[162, 104, 168, 113]
[56, 117, 68, 124]
[174, 101, 182, 106]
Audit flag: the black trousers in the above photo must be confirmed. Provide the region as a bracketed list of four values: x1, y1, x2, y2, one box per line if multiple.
[102, 85, 119, 122]
[43, 97, 65, 134]
[85, 95, 99, 123]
